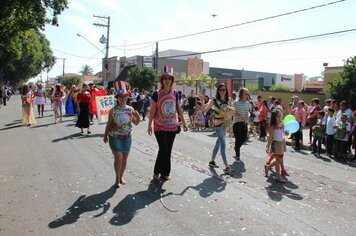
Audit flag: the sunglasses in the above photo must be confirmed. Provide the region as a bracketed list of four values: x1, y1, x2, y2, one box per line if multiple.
[219, 89, 226, 92]
[163, 77, 172, 81]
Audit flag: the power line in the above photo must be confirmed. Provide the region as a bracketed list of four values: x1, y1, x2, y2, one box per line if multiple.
[52, 48, 103, 59]
[119, 0, 347, 46]
[158, 27, 356, 59]
[110, 43, 155, 51]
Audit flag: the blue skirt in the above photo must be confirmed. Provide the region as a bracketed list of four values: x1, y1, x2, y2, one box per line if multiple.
[109, 135, 132, 153]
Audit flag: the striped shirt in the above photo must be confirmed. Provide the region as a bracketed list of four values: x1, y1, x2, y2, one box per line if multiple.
[233, 99, 250, 124]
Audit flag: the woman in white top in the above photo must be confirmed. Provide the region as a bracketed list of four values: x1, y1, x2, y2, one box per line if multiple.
[35, 83, 46, 117]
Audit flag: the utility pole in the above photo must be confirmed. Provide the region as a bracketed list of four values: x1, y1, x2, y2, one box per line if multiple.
[155, 42, 158, 80]
[93, 15, 110, 89]
[57, 58, 66, 77]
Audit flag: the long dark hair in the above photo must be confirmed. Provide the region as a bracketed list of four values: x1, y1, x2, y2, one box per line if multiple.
[215, 84, 229, 102]
[21, 84, 29, 96]
[270, 109, 282, 127]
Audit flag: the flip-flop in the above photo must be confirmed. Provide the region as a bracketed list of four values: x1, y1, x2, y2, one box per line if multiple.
[120, 178, 127, 185]
[275, 178, 286, 183]
[153, 174, 160, 180]
[162, 176, 171, 180]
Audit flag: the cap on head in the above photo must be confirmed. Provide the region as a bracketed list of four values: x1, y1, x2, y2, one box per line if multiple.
[341, 113, 348, 119]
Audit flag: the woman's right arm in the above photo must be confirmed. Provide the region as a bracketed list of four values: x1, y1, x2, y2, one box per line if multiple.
[103, 108, 113, 143]
[147, 100, 157, 136]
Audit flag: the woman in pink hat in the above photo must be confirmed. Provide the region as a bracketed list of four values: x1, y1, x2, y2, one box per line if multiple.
[104, 81, 140, 188]
[148, 66, 188, 180]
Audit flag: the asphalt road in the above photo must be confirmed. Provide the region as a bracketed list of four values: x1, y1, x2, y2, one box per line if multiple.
[0, 95, 355, 236]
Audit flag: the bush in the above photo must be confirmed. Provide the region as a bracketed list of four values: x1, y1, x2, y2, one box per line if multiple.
[270, 84, 291, 92]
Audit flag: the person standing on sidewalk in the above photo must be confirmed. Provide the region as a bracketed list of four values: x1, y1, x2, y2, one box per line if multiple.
[258, 100, 268, 141]
[290, 100, 306, 150]
[199, 83, 233, 174]
[2, 86, 9, 106]
[148, 66, 188, 180]
[325, 108, 336, 156]
[103, 81, 140, 188]
[308, 98, 321, 144]
[232, 88, 250, 161]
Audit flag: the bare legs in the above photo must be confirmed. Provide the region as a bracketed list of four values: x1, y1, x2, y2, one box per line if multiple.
[112, 152, 129, 188]
[37, 105, 44, 117]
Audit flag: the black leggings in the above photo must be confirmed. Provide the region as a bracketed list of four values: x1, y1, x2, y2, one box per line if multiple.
[233, 122, 247, 157]
[154, 131, 176, 176]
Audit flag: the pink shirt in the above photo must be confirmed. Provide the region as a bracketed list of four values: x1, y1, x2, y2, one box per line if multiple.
[291, 107, 306, 127]
[153, 89, 178, 132]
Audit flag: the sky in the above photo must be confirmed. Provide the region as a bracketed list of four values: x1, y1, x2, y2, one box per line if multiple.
[37, 0, 356, 81]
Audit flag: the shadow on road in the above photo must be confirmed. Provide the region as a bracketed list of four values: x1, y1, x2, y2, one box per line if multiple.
[230, 160, 246, 179]
[48, 187, 116, 229]
[110, 179, 171, 226]
[52, 133, 82, 142]
[265, 177, 303, 202]
[4, 120, 22, 126]
[177, 168, 226, 198]
[0, 124, 24, 131]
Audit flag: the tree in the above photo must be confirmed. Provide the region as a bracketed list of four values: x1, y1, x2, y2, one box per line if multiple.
[327, 56, 356, 109]
[0, 29, 55, 85]
[61, 76, 81, 88]
[0, 0, 68, 45]
[127, 67, 156, 91]
[181, 73, 216, 89]
[79, 65, 93, 75]
[0, 0, 67, 85]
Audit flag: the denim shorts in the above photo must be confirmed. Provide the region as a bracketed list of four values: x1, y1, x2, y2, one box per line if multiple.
[109, 135, 132, 153]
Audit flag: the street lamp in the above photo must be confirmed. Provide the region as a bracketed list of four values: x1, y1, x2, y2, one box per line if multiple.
[76, 33, 105, 56]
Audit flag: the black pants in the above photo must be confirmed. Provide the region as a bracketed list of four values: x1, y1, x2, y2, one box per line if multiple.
[233, 122, 247, 157]
[3, 97, 6, 106]
[132, 102, 138, 111]
[313, 137, 322, 154]
[336, 140, 348, 158]
[259, 120, 267, 138]
[294, 123, 302, 149]
[326, 135, 334, 155]
[154, 131, 176, 176]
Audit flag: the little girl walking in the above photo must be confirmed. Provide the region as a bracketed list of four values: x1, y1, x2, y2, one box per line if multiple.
[265, 109, 288, 183]
[193, 101, 205, 131]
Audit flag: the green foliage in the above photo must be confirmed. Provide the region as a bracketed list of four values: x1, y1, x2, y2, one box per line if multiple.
[327, 56, 356, 109]
[127, 67, 156, 91]
[270, 84, 291, 92]
[1, 30, 55, 85]
[0, 0, 67, 85]
[79, 65, 93, 75]
[244, 84, 258, 94]
[61, 76, 81, 88]
[181, 73, 216, 88]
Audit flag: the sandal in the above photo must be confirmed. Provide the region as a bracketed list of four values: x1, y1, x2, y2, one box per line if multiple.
[162, 176, 171, 180]
[120, 178, 127, 185]
[264, 165, 269, 177]
[275, 178, 286, 183]
[87, 130, 92, 135]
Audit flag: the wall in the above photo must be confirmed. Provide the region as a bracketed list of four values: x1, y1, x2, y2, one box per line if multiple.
[275, 74, 294, 90]
[323, 66, 343, 93]
[187, 58, 203, 76]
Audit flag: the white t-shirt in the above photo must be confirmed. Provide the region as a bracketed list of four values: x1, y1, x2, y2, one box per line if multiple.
[267, 103, 274, 118]
[132, 92, 139, 102]
[336, 109, 353, 123]
[253, 111, 260, 123]
[326, 116, 336, 135]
